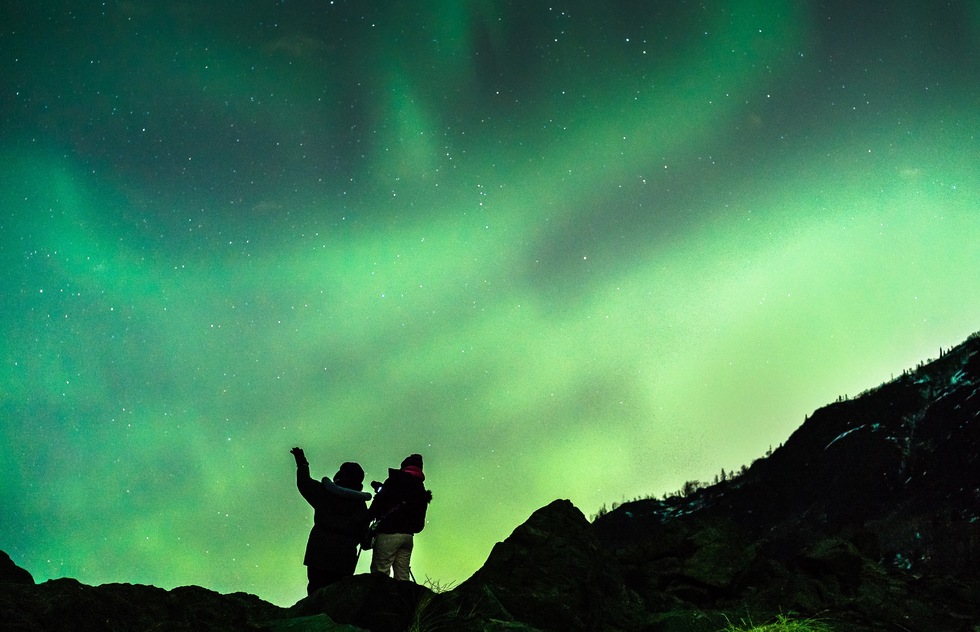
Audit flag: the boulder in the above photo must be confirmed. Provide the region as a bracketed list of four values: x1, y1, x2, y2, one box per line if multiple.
[454, 499, 642, 631]
[676, 523, 758, 592]
[290, 573, 447, 632]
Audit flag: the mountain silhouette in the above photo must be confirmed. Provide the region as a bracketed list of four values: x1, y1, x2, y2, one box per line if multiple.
[590, 332, 980, 630]
[3, 333, 979, 631]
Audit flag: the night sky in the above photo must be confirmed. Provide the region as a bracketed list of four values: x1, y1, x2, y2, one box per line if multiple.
[2, 1, 978, 607]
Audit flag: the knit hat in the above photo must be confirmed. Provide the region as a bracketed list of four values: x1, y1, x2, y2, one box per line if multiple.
[400, 454, 423, 470]
[334, 461, 365, 490]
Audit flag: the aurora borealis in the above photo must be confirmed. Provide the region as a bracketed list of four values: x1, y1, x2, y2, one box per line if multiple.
[2, 0, 979, 607]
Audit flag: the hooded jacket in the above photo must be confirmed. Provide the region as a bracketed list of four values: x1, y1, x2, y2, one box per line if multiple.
[296, 461, 371, 569]
[368, 467, 433, 535]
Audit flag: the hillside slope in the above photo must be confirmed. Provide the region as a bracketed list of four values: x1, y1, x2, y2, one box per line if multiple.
[592, 333, 980, 630]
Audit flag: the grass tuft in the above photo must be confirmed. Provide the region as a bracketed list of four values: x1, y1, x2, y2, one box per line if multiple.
[406, 577, 459, 632]
[721, 613, 834, 632]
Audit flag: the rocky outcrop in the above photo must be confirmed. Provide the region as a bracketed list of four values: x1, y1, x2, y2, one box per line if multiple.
[595, 334, 980, 631]
[451, 499, 643, 632]
[0, 572, 286, 632]
[1, 551, 34, 586]
[289, 572, 448, 632]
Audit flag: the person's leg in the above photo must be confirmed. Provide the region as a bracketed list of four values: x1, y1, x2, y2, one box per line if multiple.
[307, 566, 330, 595]
[335, 543, 359, 578]
[391, 534, 414, 581]
[370, 533, 398, 576]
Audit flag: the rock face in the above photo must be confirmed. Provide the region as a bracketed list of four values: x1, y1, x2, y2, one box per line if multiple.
[1, 551, 34, 585]
[3, 334, 979, 631]
[0, 574, 285, 632]
[289, 572, 449, 632]
[594, 334, 980, 631]
[451, 499, 643, 632]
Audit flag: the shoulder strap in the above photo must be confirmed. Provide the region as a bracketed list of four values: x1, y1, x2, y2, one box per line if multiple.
[375, 500, 406, 526]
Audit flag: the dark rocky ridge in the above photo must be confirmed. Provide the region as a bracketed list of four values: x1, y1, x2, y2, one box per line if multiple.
[3, 334, 979, 631]
[592, 333, 980, 630]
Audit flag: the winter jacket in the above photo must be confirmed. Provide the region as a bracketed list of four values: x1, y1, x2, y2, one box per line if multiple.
[296, 461, 371, 570]
[368, 468, 432, 535]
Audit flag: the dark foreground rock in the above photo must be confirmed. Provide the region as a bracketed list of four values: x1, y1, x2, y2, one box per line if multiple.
[289, 572, 448, 632]
[451, 499, 643, 632]
[0, 573, 285, 632]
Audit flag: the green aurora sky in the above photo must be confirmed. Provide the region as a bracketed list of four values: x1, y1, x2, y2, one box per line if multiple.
[2, 0, 979, 607]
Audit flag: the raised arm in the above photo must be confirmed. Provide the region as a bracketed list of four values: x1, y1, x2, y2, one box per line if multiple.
[291, 447, 324, 505]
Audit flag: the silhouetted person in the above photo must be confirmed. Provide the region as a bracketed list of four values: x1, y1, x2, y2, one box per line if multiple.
[291, 447, 371, 594]
[368, 453, 433, 581]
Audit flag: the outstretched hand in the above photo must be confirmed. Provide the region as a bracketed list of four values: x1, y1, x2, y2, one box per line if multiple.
[290, 447, 307, 465]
